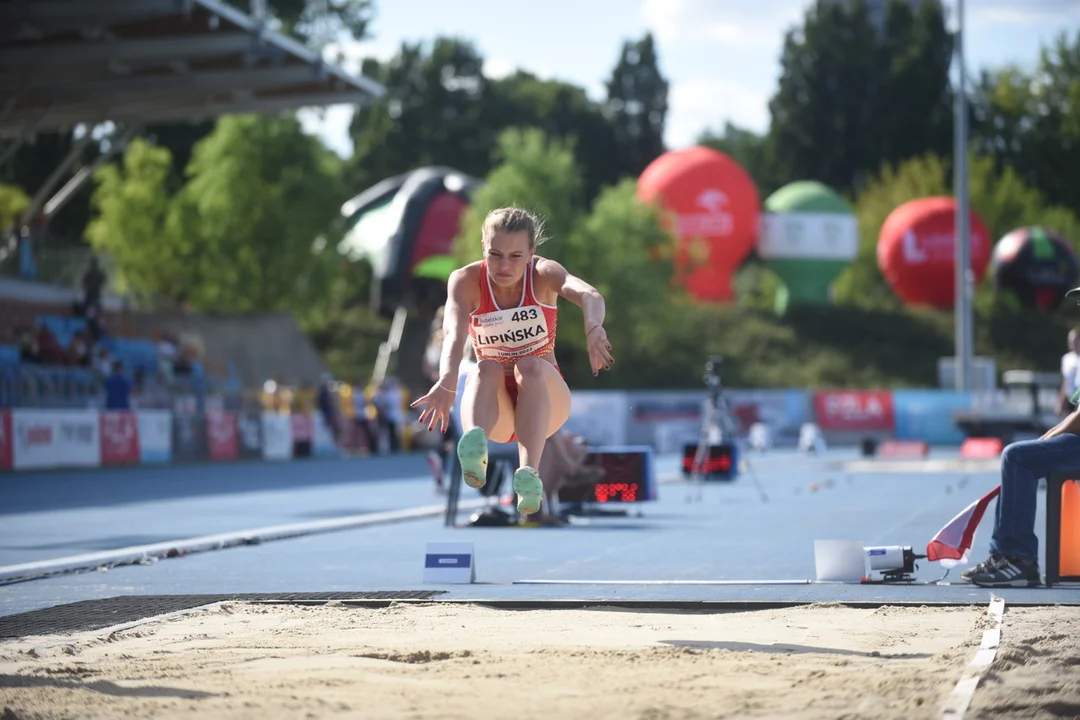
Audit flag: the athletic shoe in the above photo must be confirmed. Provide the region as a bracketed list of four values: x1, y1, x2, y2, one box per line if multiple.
[960, 555, 999, 583]
[457, 427, 489, 489]
[513, 466, 544, 516]
[967, 554, 1041, 588]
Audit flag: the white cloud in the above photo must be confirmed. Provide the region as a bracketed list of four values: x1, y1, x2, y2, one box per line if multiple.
[969, 0, 1080, 24]
[483, 56, 517, 80]
[642, 0, 806, 46]
[666, 79, 771, 149]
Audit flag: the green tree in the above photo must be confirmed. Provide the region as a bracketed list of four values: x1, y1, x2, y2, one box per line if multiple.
[555, 179, 685, 386]
[604, 32, 669, 177]
[225, 0, 374, 48]
[0, 184, 30, 232]
[85, 139, 182, 301]
[767, 0, 953, 193]
[871, 0, 953, 178]
[491, 72, 621, 203]
[973, 30, 1080, 213]
[832, 153, 949, 309]
[347, 37, 497, 192]
[833, 152, 1080, 310]
[87, 116, 345, 313]
[698, 122, 783, 198]
[454, 127, 584, 265]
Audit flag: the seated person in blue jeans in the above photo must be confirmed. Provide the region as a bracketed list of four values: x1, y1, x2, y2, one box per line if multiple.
[965, 288, 1080, 588]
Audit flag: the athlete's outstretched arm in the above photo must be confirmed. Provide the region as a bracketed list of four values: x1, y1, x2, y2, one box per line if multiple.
[412, 268, 472, 432]
[539, 260, 614, 375]
[438, 268, 472, 388]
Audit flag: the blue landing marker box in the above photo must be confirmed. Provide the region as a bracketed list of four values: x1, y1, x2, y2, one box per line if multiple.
[423, 541, 476, 584]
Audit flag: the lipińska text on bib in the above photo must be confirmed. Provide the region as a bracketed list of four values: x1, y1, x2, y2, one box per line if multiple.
[471, 306, 552, 361]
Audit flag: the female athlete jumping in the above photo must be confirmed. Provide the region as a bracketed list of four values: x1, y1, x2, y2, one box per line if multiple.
[411, 207, 614, 516]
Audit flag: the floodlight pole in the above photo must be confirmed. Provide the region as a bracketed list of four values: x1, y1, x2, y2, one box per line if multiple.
[953, 0, 973, 391]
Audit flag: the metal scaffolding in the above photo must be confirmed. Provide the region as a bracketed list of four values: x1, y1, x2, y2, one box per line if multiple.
[0, 0, 385, 270]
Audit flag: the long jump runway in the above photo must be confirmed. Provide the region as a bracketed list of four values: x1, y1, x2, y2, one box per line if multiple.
[2, 450, 1079, 718]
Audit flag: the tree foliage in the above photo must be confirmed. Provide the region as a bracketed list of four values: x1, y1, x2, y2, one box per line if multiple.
[454, 128, 584, 265]
[832, 151, 1080, 311]
[767, 0, 952, 194]
[604, 32, 669, 178]
[87, 116, 344, 314]
[973, 30, 1080, 213]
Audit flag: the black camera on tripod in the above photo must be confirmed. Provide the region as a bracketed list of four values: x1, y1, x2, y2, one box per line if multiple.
[704, 355, 724, 390]
[682, 355, 738, 482]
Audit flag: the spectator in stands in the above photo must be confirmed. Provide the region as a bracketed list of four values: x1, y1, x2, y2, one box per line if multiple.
[95, 347, 112, 377]
[373, 376, 405, 454]
[156, 332, 178, 381]
[35, 323, 64, 365]
[103, 360, 131, 410]
[317, 372, 341, 445]
[68, 330, 92, 368]
[351, 379, 378, 455]
[18, 327, 41, 364]
[82, 256, 106, 318]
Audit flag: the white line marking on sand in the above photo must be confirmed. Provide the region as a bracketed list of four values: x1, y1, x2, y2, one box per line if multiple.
[941, 595, 1006, 719]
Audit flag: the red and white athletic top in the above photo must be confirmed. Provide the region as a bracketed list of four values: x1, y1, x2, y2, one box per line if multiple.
[469, 258, 558, 364]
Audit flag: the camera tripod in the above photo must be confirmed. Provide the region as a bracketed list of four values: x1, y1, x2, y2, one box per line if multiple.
[686, 356, 769, 504]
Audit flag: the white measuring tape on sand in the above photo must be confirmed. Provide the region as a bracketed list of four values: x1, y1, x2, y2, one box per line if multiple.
[941, 595, 1006, 719]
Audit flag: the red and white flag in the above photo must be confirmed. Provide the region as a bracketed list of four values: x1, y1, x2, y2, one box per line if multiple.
[926, 485, 1001, 567]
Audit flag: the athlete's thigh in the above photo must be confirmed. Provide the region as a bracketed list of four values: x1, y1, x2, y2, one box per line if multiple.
[536, 362, 571, 438]
[460, 365, 516, 443]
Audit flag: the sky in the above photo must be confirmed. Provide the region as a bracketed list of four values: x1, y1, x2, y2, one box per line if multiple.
[299, 0, 1080, 158]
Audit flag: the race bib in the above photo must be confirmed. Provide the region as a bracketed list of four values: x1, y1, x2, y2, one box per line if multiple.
[472, 305, 551, 360]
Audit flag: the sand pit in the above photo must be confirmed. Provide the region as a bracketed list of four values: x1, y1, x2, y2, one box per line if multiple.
[0, 600, 1075, 719]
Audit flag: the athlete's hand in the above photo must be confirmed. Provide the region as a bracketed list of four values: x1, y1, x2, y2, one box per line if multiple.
[411, 380, 457, 433]
[586, 325, 614, 376]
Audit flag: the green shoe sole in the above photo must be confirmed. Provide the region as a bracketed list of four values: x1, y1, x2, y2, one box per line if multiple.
[457, 427, 489, 489]
[513, 466, 544, 515]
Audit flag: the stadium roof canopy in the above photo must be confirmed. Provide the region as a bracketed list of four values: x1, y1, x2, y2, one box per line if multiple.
[0, 0, 385, 139]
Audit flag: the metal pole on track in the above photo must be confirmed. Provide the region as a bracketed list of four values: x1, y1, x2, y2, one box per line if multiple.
[953, 0, 973, 391]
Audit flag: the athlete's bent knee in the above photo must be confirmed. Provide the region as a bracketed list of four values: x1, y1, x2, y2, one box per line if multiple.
[476, 359, 504, 381]
[514, 356, 546, 383]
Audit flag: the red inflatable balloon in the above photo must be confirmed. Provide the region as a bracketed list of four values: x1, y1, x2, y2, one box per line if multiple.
[877, 196, 991, 309]
[637, 146, 760, 302]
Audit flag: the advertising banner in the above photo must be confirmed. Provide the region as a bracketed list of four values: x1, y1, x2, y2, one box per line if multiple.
[726, 389, 814, 448]
[262, 412, 292, 461]
[237, 411, 264, 459]
[172, 411, 208, 463]
[206, 411, 239, 461]
[12, 409, 100, 470]
[562, 391, 630, 446]
[624, 391, 703, 452]
[100, 411, 140, 466]
[892, 390, 973, 445]
[136, 410, 173, 463]
[813, 390, 896, 432]
[0, 409, 11, 471]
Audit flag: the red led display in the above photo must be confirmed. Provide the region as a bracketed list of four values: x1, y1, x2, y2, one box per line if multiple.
[593, 482, 640, 503]
[681, 443, 735, 477]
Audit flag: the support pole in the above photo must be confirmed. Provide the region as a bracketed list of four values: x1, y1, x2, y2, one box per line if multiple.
[953, 0, 973, 391]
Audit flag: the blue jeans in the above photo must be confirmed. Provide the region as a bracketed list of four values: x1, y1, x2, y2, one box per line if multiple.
[991, 433, 1080, 561]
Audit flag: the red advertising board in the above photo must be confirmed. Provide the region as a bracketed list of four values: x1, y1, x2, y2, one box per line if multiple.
[813, 390, 895, 432]
[206, 411, 239, 461]
[0, 410, 11, 471]
[100, 411, 140, 465]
